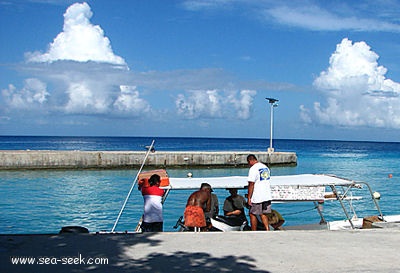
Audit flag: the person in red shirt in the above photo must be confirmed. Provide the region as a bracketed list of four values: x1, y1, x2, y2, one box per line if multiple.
[141, 174, 165, 232]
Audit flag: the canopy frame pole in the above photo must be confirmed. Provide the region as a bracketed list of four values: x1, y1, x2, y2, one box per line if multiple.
[313, 201, 326, 224]
[358, 181, 384, 220]
[330, 185, 355, 229]
[111, 139, 155, 232]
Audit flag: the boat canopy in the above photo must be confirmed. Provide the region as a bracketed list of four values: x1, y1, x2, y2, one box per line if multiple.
[165, 174, 358, 202]
[167, 175, 247, 190]
[166, 174, 355, 190]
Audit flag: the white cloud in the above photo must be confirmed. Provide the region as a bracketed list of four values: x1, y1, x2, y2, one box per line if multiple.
[175, 90, 221, 119]
[301, 38, 400, 129]
[114, 85, 151, 116]
[1, 2, 153, 119]
[25, 2, 126, 66]
[182, 1, 400, 33]
[1, 1, 270, 130]
[181, 0, 232, 11]
[2, 78, 49, 109]
[130, 68, 236, 90]
[227, 89, 256, 119]
[175, 89, 256, 119]
[299, 105, 311, 124]
[64, 82, 109, 114]
[264, 4, 400, 32]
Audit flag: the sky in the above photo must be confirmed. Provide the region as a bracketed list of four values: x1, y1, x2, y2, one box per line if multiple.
[1, 0, 400, 142]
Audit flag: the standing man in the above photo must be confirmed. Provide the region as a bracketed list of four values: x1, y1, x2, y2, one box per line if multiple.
[246, 154, 272, 231]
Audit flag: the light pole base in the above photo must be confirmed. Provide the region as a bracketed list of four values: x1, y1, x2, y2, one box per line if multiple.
[267, 147, 275, 153]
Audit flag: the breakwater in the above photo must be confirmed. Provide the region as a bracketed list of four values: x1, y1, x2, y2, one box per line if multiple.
[0, 150, 297, 170]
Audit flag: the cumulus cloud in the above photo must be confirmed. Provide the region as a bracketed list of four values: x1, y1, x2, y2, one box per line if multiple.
[114, 85, 151, 116]
[2, 78, 49, 109]
[26, 2, 126, 65]
[2, 1, 262, 131]
[175, 89, 256, 119]
[64, 81, 109, 114]
[1, 2, 155, 119]
[301, 38, 400, 129]
[227, 89, 256, 119]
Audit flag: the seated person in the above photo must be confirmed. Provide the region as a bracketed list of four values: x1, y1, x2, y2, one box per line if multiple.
[204, 185, 219, 220]
[223, 188, 249, 224]
[204, 185, 219, 229]
[266, 209, 285, 230]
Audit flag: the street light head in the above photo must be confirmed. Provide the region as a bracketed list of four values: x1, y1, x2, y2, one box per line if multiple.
[266, 97, 279, 104]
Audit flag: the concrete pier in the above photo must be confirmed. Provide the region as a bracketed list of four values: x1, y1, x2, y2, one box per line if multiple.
[0, 150, 297, 170]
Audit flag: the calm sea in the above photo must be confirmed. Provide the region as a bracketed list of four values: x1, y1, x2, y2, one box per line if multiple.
[1, 136, 399, 234]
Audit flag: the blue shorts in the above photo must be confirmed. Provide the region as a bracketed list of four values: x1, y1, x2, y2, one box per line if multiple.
[249, 201, 272, 215]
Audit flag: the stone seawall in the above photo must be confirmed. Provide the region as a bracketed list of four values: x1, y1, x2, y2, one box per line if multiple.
[0, 150, 297, 170]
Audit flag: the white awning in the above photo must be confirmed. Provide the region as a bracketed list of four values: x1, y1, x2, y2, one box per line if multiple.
[166, 174, 355, 190]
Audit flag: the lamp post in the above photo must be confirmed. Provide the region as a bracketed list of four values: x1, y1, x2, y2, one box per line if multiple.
[266, 97, 279, 153]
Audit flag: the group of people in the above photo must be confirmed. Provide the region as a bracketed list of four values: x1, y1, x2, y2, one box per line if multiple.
[139, 154, 284, 232]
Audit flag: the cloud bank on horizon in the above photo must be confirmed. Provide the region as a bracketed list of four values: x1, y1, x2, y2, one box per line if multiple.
[1, 2, 256, 122]
[1, 1, 400, 138]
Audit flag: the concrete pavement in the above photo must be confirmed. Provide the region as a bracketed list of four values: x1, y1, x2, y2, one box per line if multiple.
[1, 230, 399, 272]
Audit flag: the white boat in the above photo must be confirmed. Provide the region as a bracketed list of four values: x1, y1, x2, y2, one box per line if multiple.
[157, 172, 400, 231]
[85, 140, 398, 233]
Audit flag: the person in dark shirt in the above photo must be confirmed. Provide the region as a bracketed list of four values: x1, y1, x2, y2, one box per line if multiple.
[223, 188, 249, 224]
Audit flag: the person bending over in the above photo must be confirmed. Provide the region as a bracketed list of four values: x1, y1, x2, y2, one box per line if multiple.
[141, 174, 165, 232]
[267, 209, 285, 230]
[184, 183, 212, 231]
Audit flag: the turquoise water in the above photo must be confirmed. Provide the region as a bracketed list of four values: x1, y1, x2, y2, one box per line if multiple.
[1, 137, 399, 233]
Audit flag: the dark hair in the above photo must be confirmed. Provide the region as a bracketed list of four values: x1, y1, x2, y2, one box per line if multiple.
[247, 154, 257, 161]
[149, 174, 161, 186]
[200, 182, 213, 192]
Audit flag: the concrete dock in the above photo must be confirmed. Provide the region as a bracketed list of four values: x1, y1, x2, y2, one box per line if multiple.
[1, 230, 399, 273]
[0, 150, 297, 170]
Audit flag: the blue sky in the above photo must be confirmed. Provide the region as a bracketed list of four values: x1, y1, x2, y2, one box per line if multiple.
[1, 0, 400, 142]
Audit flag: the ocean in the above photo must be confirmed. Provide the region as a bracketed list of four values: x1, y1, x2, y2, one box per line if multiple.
[1, 136, 399, 234]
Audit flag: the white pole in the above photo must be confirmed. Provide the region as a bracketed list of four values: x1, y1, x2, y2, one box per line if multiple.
[270, 102, 273, 151]
[111, 139, 155, 232]
[266, 98, 278, 153]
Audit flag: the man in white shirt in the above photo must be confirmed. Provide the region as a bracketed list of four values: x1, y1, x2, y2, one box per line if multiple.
[246, 154, 272, 231]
